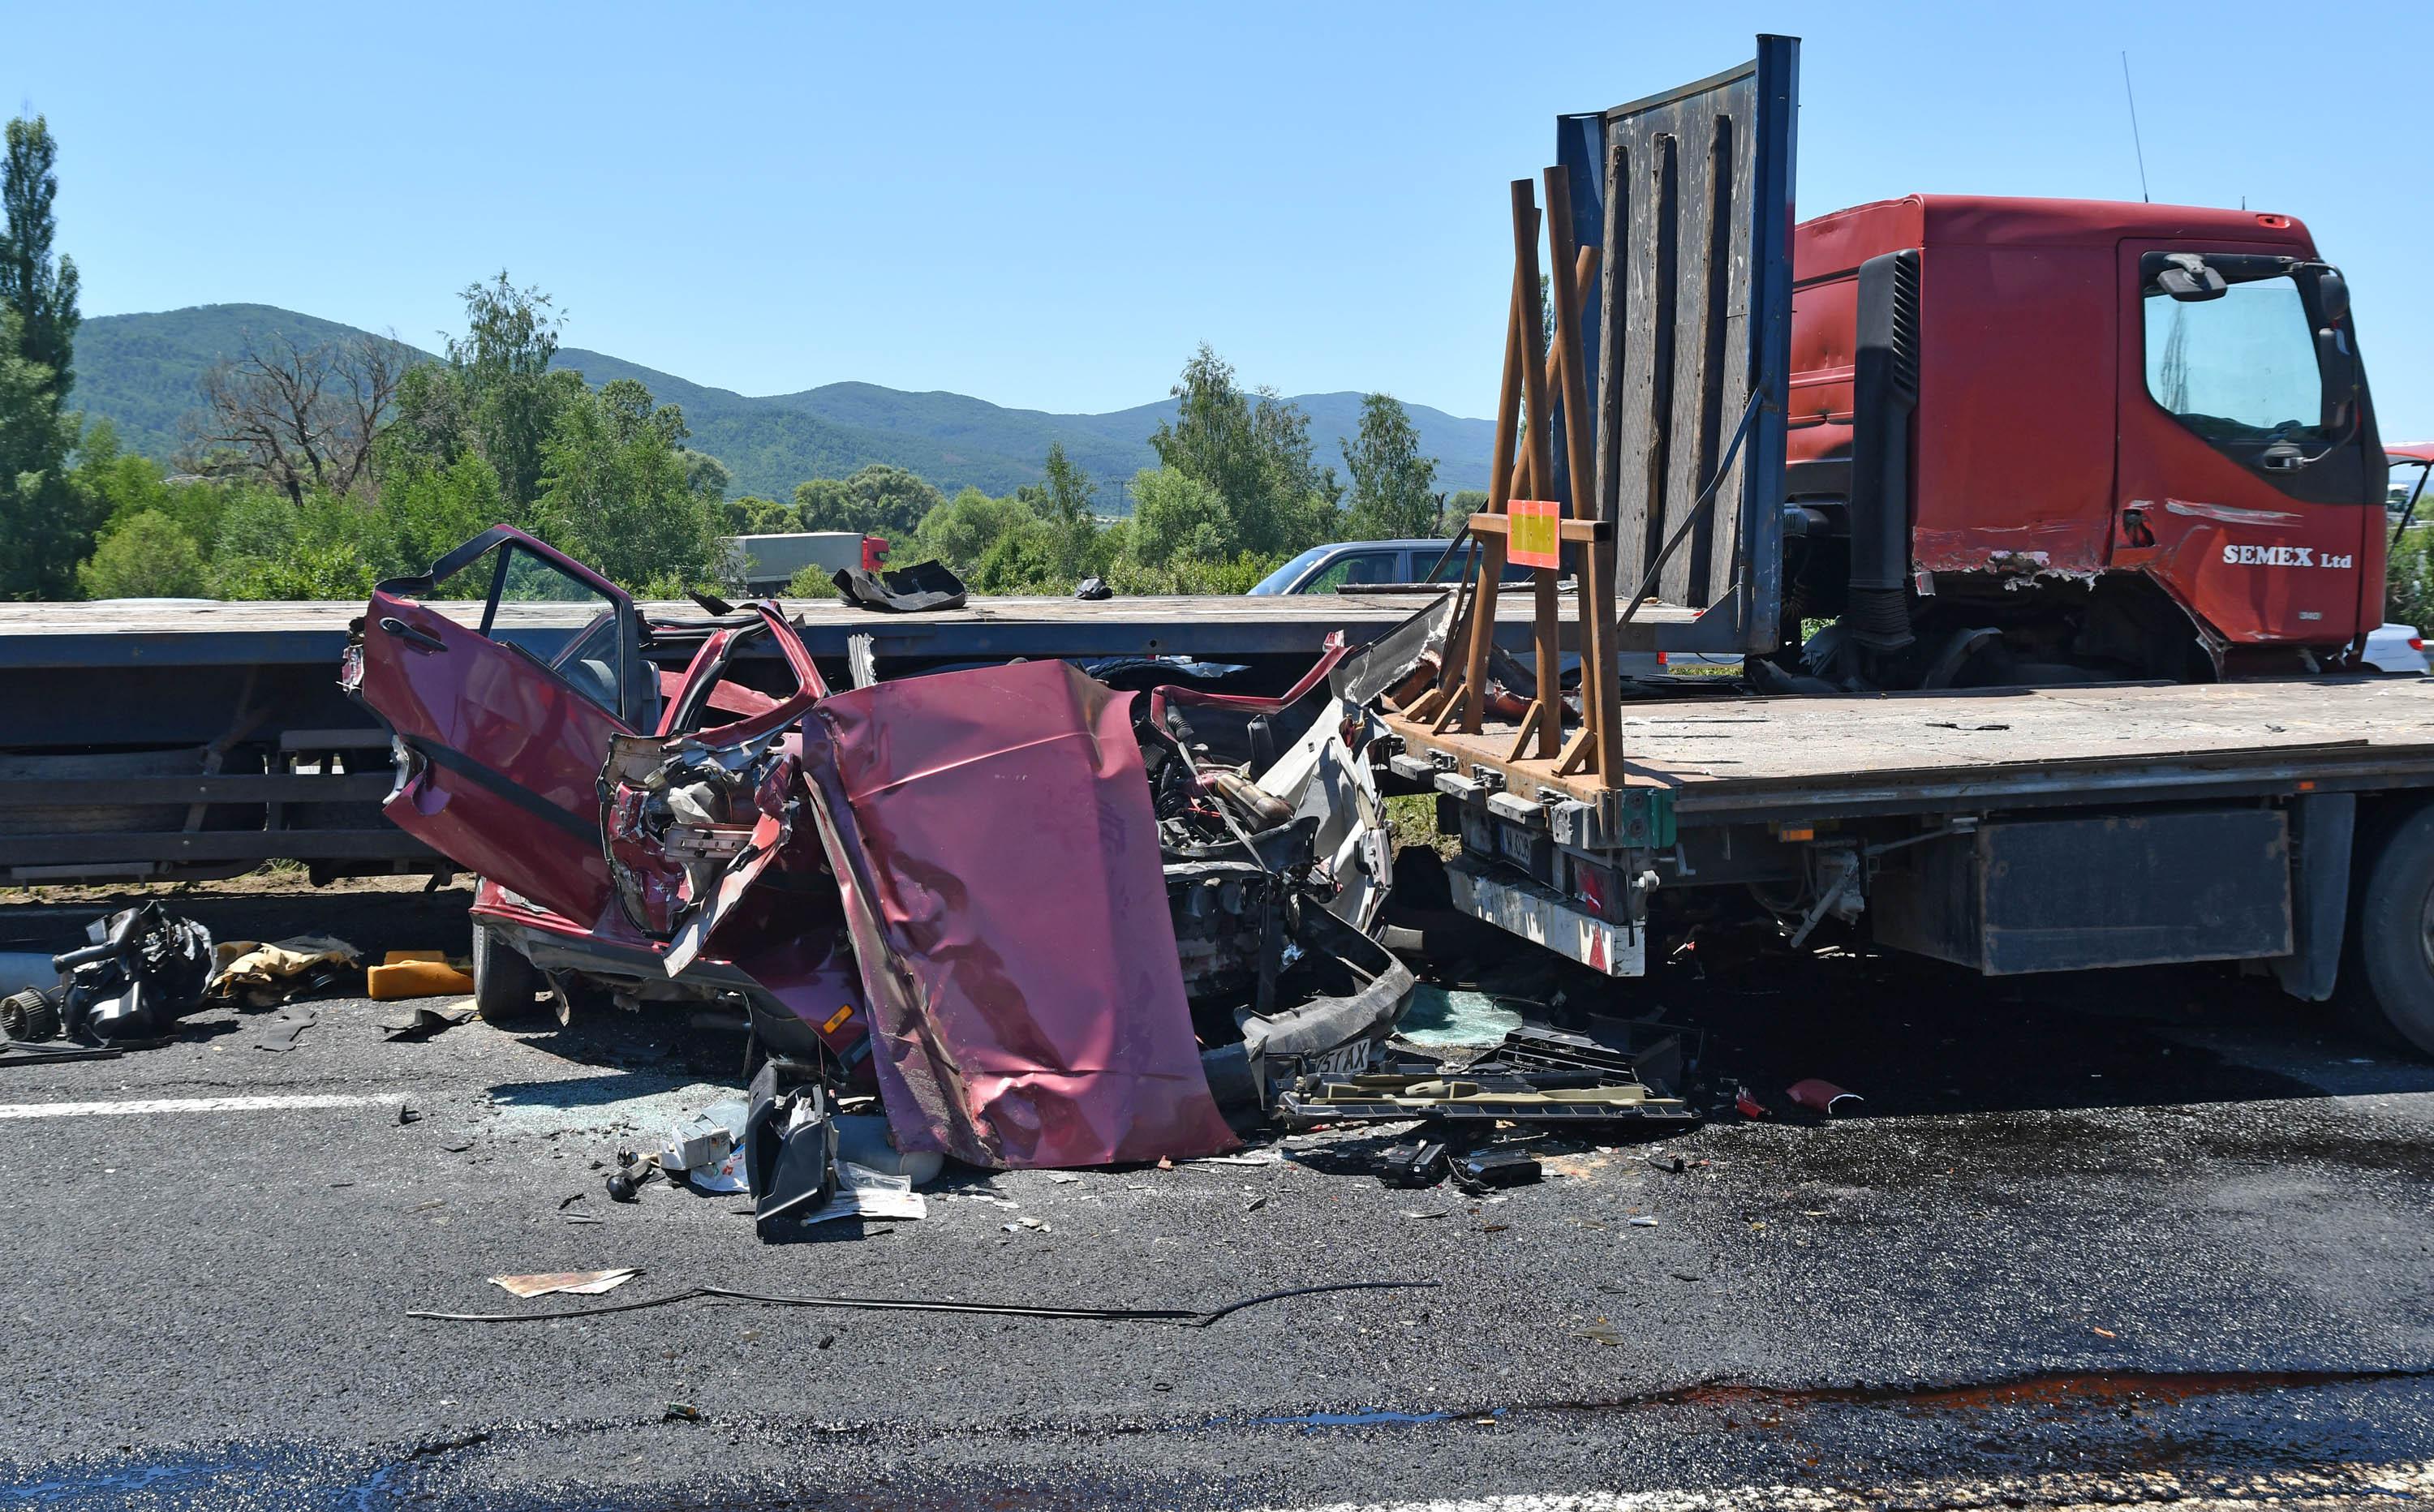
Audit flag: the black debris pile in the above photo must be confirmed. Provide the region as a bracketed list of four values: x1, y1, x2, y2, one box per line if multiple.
[1275, 1022, 1698, 1130]
[30, 903, 215, 1047]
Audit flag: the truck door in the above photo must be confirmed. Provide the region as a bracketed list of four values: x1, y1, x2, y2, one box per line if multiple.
[2112, 240, 2383, 652]
[347, 527, 654, 925]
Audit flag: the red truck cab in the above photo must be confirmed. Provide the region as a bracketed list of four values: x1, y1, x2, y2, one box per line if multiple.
[1787, 195, 2386, 676]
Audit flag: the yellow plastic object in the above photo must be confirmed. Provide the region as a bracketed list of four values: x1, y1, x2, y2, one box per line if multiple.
[367, 950, 475, 1001]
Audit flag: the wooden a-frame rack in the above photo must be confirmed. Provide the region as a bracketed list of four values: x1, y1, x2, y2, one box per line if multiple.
[1397, 165, 1623, 787]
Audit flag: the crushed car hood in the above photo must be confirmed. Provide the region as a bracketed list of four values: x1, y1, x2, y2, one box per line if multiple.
[797, 658, 1241, 1168]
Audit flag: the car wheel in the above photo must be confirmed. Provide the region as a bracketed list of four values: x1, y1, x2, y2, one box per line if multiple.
[2349, 805, 2434, 1058]
[471, 923, 545, 1025]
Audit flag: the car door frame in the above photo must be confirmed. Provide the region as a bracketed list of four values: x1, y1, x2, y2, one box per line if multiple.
[350, 526, 648, 925]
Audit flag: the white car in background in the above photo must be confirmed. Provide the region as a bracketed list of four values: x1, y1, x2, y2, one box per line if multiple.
[2366, 622, 2430, 674]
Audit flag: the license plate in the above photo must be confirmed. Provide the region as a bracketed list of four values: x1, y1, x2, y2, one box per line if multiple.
[1305, 1038, 1375, 1078]
[1497, 822, 1539, 868]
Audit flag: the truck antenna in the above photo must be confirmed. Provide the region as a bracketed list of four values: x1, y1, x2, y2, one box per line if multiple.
[2120, 51, 2151, 203]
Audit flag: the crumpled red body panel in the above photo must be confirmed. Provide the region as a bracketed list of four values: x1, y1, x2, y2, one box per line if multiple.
[797, 659, 1238, 1168]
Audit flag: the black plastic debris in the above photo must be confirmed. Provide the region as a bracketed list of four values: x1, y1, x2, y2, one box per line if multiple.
[1478, 1021, 1693, 1099]
[1378, 1140, 1451, 1189]
[830, 559, 968, 614]
[744, 1060, 839, 1239]
[53, 903, 213, 1043]
[1453, 1149, 1542, 1192]
[382, 1004, 478, 1042]
[1073, 577, 1112, 601]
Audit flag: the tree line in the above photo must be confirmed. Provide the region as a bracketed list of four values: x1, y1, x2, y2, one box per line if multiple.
[0, 114, 1464, 604]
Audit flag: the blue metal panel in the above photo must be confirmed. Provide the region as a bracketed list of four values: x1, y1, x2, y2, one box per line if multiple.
[1555, 111, 1609, 406]
[1554, 110, 1610, 510]
[1736, 34, 1800, 655]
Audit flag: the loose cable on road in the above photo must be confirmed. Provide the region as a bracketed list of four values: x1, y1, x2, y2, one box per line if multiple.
[408, 1278, 1437, 1328]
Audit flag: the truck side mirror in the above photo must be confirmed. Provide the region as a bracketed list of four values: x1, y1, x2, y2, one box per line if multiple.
[2156, 252, 2227, 301]
[2317, 326, 2357, 431]
[2315, 267, 2350, 325]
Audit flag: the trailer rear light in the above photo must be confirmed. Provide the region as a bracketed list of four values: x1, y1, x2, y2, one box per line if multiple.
[2255, 213, 2292, 228]
[1778, 825, 1815, 842]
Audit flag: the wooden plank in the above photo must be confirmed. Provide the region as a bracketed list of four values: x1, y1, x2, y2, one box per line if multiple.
[1656, 96, 1717, 608]
[1704, 103, 1759, 611]
[1593, 136, 1630, 535]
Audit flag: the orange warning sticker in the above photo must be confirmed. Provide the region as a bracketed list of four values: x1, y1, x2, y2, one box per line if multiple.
[1508, 499, 1559, 569]
[821, 1005, 855, 1034]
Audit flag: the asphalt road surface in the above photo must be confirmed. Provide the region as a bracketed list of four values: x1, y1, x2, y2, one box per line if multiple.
[3, 882, 2432, 1510]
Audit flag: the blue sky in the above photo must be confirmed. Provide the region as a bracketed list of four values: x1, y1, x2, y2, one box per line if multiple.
[13, 1, 2430, 434]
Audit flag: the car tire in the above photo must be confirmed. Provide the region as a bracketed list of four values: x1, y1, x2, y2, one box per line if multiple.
[471, 923, 544, 1026]
[2348, 805, 2434, 1059]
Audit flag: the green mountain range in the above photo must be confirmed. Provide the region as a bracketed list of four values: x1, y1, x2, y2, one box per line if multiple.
[73, 303, 1495, 503]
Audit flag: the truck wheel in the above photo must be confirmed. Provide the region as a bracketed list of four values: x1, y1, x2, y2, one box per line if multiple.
[471, 924, 544, 1025]
[2350, 806, 2434, 1058]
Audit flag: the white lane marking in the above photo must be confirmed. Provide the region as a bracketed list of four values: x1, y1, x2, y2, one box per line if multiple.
[0, 1093, 406, 1119]
[1253, 1458, 2434, 1512]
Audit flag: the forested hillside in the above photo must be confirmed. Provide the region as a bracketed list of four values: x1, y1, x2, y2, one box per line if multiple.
[75, 305, 1494, 499]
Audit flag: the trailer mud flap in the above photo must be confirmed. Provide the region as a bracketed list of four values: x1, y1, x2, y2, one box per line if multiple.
[1446, 853, 1645, 977]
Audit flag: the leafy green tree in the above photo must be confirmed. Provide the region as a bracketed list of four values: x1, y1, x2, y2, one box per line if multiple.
[372, 453, 505, 585]
[0, 115, 93, 599]
[381, 273, 574, 515]
[1341, 393, 1441, 539]
[209, 491, 379, 599]
[681, 448, 729, 500]
[782, 562, 841, 599]
[972, 525, 1062, 592]
[0, 116, 78, 389]
[1445, 489, 1488, 529]
[1149, 345, 1335, 560]
[76, 510, 204, 598]
[725, 494, 795, 534]
[0, 308, 87, 599]
[792, 463, 943, 539]
[914, 486, 1040, 573]
[2390, 525, 2434, 631]
[1127, 466, 1232, 568]
[1039, 440, 1099, 577]
[529, 378, 725, 591]
[73, 423, 248, 592]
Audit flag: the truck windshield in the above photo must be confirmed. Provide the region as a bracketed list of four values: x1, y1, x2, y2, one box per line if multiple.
[2143, 276, 2323, 443]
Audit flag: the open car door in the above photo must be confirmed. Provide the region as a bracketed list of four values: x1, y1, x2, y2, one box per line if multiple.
[344, 526, 656, 925]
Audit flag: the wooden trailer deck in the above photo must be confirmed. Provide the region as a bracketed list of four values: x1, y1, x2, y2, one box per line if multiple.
[1385, 677, 2434, 826]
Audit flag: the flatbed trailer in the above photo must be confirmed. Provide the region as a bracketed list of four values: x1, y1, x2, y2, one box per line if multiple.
[0, 591, 1562, 883]
[1382, 675, 2434, 1055]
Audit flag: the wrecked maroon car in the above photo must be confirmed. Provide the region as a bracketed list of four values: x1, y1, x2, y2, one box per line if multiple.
[342, 526, 1413, 1170]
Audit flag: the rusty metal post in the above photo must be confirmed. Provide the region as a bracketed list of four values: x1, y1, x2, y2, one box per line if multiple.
[1514, 181, 1560, 760]
[1545, 166, 1622, 782]
[1450, 192, 1537, 736]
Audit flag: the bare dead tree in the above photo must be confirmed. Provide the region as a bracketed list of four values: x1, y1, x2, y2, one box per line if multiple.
[187, 331, 407, 505]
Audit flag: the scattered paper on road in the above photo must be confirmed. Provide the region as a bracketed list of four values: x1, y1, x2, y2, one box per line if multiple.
[488, 1268, 641, 1298]
[804, 1163, 925, 1224]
